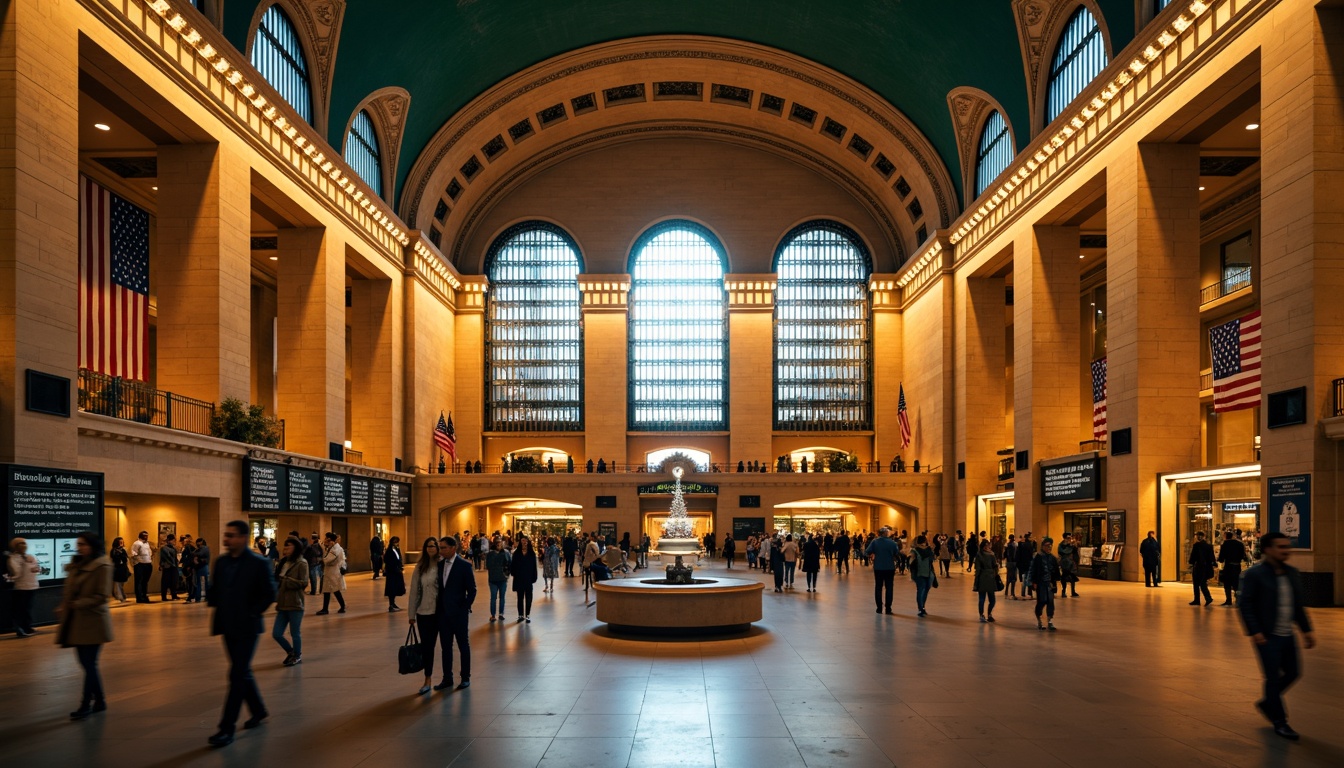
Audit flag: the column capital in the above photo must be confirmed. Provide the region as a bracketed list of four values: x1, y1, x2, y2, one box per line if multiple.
[726, 273, 777, 311]
[455, 276, 489, 314]
[578, 274, 630, 311]
[868, 274, 903, 311]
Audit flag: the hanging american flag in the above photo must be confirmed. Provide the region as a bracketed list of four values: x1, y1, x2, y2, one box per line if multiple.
[433, 411, 457, 460]
[1210, 311, 1262, 413]
[1091, 357, 1108, 440]
[79, 175, 150, 381]
[897, 384, 912, 449]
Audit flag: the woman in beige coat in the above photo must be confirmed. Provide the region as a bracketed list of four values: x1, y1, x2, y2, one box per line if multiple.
[57, 531, 113, 720]
[317, 532, 347, 614]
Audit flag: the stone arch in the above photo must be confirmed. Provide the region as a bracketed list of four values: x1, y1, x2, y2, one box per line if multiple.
[946, 86, 1019, 208]
[245, 0, 346, 136]
[1011, 0, 1114, 137]
[341, 86, 411, 205]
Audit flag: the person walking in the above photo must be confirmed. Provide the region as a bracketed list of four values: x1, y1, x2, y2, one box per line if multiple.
[57, 531, 112, 720]
[1238, 532, 1315, 740]
[108, 537, 130, 604]
[581, 533, 601, 591]
[1057, 533, 1080, 598]
[1140, 531, 1161, 587]
[562, 532, 577, 577]
[179, 535, 197, 603]
[723, 534, 736, 569]
[434, 536, 476, 690]
[304, 533, 323, 595]
[781, 534, 799, 589]
[801, 534, 821, 592]
[384, 536, 405, 612]
[823, 532, 834, 564]
[1217, 530, 1247, 606]
[407, 538, 442, 695]
[909, 535, 936, 617]
[1030, 537, 1062, 631]
[317, 532, 347, 615]
[271, 537, 308, 667]
[158, 534, 180, 602]
[206, 520, 277, 747]
[6, 538, 42, 636]
[193, 537, 211, 604]
[769, 537, 785, 592]
[1003, 535, 1020, 600]
[130, 530, 153, 603]
[542, 537, 560, 592]
[745, 535, 758, 570]
[485, 538, 509, 621]
[369, 535, 385, 581]
[866, 527, 900, 613]
[973, 539, 999, 622]
[510, 536, 538, 623]
[835, 530, 851, 574]
[936, 534, 952, 577]
[1016, 533, 1036, 597]
[1188, 531, 1216, 606]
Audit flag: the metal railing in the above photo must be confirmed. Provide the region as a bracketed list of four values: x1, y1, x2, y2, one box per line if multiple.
[1200, 369, 1213, 392]
[78, 369, 214, 436]
[1079, 439, 1107, 453]
[1200, 267, 1252, 305]
[431, 460, 941, 475]
[997, 457, 1015, 482]
[344, 448, 365, 466]
[1334, 378, 1344, 417]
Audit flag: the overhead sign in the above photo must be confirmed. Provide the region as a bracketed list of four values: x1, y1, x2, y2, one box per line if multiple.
[2, 464, 104, 583]
[1041, 457, 1101, 504]
[1267, 474, 1311, 549]
[638, 481, 718, 495]
[244, 460, 287, 512]
[244, 459, 409, 516]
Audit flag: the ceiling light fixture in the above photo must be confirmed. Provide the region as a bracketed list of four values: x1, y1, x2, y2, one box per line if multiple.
[1079, 254, 1085, 259]
[269, 256, 278, 261]
[1245, 123, 1260, 130]
[151, 186, 158, 191]
[1198, 186, 1206, 191]
[93, 123, 110, 131]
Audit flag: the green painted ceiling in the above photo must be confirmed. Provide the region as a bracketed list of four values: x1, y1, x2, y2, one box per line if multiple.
[223, 1, 1136, 207]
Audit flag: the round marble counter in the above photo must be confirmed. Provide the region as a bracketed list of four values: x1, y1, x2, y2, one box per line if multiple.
[593, 576, 764, 635]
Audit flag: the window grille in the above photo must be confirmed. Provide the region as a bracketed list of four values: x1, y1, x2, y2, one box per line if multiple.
[1045, 7, 1107, 124]
[485, 223, 583, 432]
[974, 111, 1012, 197]
[773, 222, 872, 431]
[628, 222, 728, 431]
[252, 4, 312, 124]
[344, 110, 382, 198]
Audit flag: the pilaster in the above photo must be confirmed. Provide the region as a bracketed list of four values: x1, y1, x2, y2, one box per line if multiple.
[276, 227, 346, 458]
[956, 275, 1008, 532]
[725, 274, 776, 466]
[578, 275, 630, 465]
[869, 276, 904, 467]
[351, 277, 400, 470]
[453, 277, 488, 465]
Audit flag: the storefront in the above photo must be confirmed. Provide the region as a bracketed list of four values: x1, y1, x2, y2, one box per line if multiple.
[772, 513, 845, 537]
[511, 514, 583, 541]
[976, 492, 1015, 541]
[1157, 464, 1261, 581]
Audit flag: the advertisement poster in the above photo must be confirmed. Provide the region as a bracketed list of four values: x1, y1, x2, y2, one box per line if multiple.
[1267, 474, 1311, 549]
[2, 464, 104, 583]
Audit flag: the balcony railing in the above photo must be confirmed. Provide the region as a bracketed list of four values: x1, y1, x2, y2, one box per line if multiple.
[997, 457, 1015, 482]
[1200, 369, 1213, 392]
[433, 460, 942, 475]
[1200, 267, 1252, 306]
[78, 369, 215, 436]
[1334, 377, 1344, 417]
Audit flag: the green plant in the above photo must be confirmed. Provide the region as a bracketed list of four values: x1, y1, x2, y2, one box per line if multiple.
[210, 397, 283, 448]
[509, 455, 546, 474]
[826, 451, 860, 472]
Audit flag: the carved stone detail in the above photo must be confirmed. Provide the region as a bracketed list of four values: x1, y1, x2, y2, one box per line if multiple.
[1011, 0, 1111, 137]
[248, 0, 346, 135]
[347, 86, 411, 202]
[945, 87, 1015, 207]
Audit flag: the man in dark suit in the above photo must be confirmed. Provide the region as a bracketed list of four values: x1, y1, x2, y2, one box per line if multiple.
[207, 520, 277, 747]
[1140, 531, 1161, 587]
[562, 533, 578, 577]
[434, 536, 477, 691]
[1188, 531, 1216, 606]
[1239, 532, 1315, 740]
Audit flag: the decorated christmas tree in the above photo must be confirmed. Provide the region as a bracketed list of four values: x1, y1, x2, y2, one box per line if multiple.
[661, 467, 695, 539]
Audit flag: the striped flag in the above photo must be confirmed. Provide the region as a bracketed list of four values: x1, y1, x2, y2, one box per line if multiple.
[1210, 311, 1262, 413]
[433, 411, 457, 460]
[79, 175, 150, 381]
[1091, 357, 1107, 440]
[897, 384, 912, 449]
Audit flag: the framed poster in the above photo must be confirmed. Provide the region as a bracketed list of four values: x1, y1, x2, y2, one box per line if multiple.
[597, 522, 617, 542]
[1106, 511, 1125, 543]
[1268, 474, 1311, 549]
[157, 521, 176, 546]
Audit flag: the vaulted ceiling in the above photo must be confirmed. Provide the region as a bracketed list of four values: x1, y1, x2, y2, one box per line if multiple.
[221, 0, 1138, 215]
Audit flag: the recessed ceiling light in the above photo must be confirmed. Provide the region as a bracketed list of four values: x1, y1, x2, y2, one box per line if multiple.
[1079, 254, 1085, 259]
[1245, 123, 1260, 130]
[269, 256, 278, 261]
[151, 186, 158, 191]
[93, 123, 110, 131]
[1198, 186, 1206, 191]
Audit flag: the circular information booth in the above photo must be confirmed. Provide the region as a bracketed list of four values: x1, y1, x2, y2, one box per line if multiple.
[593, 577, 764, 635]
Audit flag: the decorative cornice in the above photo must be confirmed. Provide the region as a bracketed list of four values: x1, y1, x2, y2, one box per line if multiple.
[455, 276, 489, 313]
[725, 274, 777, 310]
[577, 275, 631, 310]
[868, 274, 902, 311]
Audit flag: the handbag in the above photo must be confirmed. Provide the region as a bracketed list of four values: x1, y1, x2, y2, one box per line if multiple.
[931, 572, 940, 589]
[995, 574, 1005, 592]
[398, 625, 425, 675]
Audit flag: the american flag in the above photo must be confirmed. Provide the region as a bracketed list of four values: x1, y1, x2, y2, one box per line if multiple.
[433, 411, 457, 460]
[1091, 357, 1107, 440]
[1210, 311, 1262, 413]
[79, 175, 150, 381]
[897, 384, 912, 449]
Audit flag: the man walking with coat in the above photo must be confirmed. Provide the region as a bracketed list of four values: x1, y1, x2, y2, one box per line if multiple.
[435, 536, 477, 691]
[207, 520, 277, 747]
[1188, 531, 1216, 606]
[1140, 531, 1161, 587]
[1238, 532, 1314, 740]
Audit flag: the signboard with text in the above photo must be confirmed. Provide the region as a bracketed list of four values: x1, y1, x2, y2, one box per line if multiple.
[2, 464, 104, 583]
[1267, 474, 1311, 549]
[244, 460, 408, 516]
[638, 481, 719, 495]
[1041, 457, 1101, 504]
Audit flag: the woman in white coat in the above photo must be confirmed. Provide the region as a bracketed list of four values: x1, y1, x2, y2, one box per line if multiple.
[316, 532, 347, 614]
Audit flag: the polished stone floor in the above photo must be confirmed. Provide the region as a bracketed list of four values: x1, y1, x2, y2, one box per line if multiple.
[2, 560, 1342, 768]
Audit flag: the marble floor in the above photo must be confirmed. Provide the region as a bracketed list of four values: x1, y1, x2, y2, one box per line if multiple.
[1, 561, 1341, 768]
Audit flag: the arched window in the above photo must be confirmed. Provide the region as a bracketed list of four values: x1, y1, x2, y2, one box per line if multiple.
[252, 4, 312, 124]
[628, 221, 728, 431]
[1045, 6, 1107, 124]
[773, 221, 872, 431]
[344, 110, 383, 198]
[485, 222, 583, 432]
[974, 110, 1013, 197]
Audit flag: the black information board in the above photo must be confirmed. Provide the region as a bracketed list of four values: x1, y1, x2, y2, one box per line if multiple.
[1041, 458, 1101, 504]
[390, 482, 412, 516]
[322, 473, 349, 515]
[638, 481, 718, 495]
[2, 464, 104, 583]
[348, 476, 371, 515]
[733, 517, 765, 541]
[244, 460, 287, 512]
[287, 467, 321, 512]
[370, 480, 390, 516]
[244, 459, 409, 516]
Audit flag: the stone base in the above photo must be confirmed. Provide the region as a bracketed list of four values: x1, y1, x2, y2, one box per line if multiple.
[593, 577, 764, 637]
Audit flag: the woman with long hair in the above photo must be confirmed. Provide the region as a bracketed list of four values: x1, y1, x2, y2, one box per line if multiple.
[510, 536, 538, 623]
[973, 539, 999, 623]
[58, 531, 112, 719]
[910, 534, 936, 617]
[406, 537, 441, 695]
[384, 536, 405, 611]
[108, 537, 130, 603]
[542, 536, 560, 593]
[272, 537, 308, 666]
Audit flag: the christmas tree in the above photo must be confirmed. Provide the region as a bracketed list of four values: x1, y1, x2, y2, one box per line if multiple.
[661, 467, 695, 539]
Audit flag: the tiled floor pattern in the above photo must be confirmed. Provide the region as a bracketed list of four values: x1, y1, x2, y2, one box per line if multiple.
[1, 561, 1342, 767]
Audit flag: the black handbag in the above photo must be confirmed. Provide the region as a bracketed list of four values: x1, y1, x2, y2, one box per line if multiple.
[398, 626, 424, 675]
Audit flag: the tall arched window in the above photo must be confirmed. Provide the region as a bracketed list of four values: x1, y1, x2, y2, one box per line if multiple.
[344, 110, 383, 198]
[1045, 7, 1107, 124]
[974, 110, 1012, 197]
[628, 221, 728, 431]
[485, 222, 583, 432]
[774, 221, 872, 431]
[252, 4, 312, 124]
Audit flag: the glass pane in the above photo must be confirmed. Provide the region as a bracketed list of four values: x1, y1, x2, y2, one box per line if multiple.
[252, 5, 313, 124]
[1045, 7, 1107, 124]
[344, 110, 382, 197]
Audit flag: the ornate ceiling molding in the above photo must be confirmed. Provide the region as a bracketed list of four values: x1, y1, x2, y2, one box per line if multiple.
[946, 87, 1017, 208]
[399, 36, 959, 268]
[344, 86, 411, 204]
[246, 0, 346, 136]
[1012, 0, 1113, 137]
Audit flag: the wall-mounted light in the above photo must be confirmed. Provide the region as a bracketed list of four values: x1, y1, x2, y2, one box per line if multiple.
[1245, 123, 1260, 130]
[93, 123, 110, 131]
[344, 440, 352, 449]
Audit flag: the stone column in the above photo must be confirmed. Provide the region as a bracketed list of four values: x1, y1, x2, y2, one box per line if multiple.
[577, 275, 630, 465]
[453, 277, 487, 466]
[1106, 142, 1202, 580]
[155, 143, 252, 404]
[350, 276, 401, 470]
[276, 228, 345, 458]
[726, 275, 775, 469]
[0, 0, 80, 465]
[869, 276, 904, 468]
[1013, 225, 1081, 536]
[1259, 8, 1344, 593]
[956, 275, 1008, 533]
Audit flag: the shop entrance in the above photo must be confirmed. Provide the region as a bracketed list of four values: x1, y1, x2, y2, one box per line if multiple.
[976, 493, 1015, 541]
[772, 514, 843, 537]
[514, 515, 583, 542]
